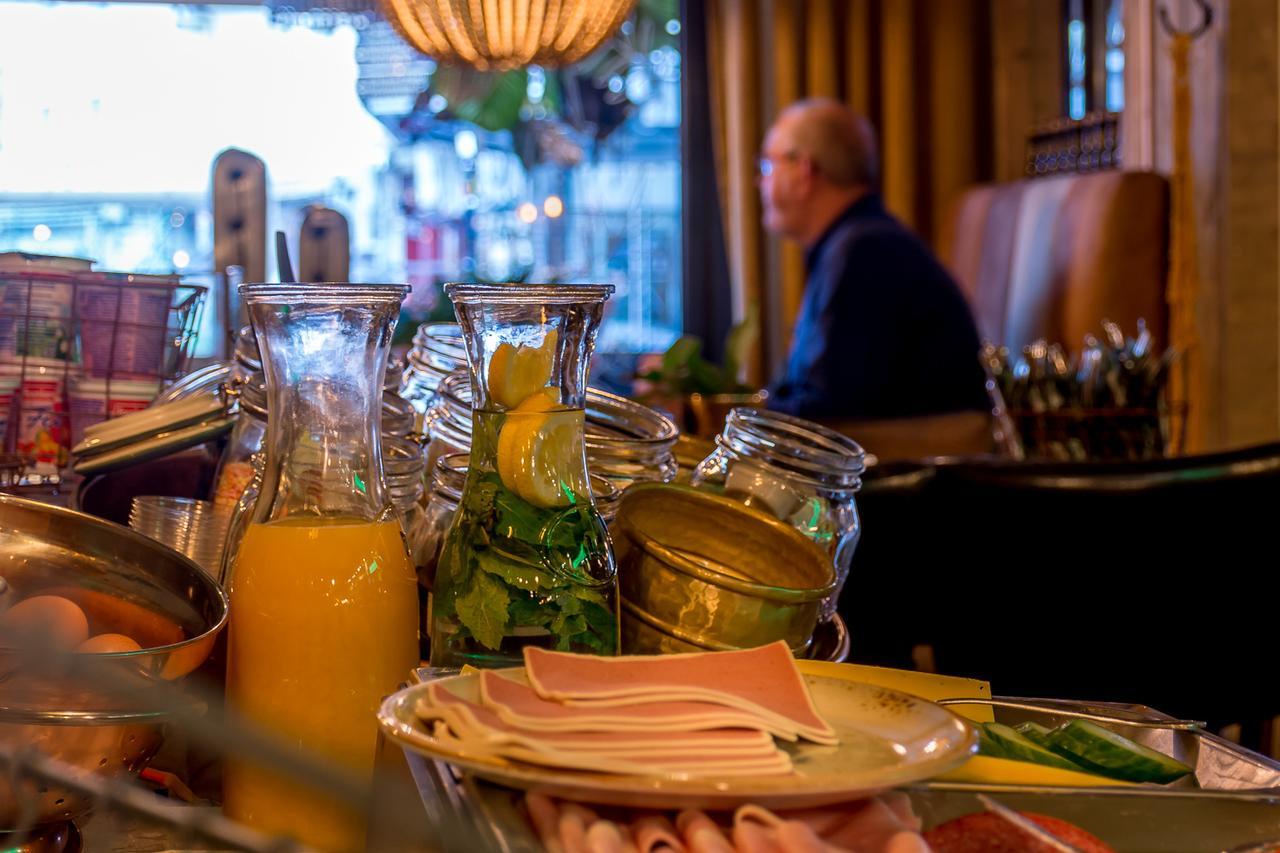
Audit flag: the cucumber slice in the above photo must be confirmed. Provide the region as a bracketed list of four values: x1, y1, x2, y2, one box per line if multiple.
[983, 723, 1090, 772]
[976, 724, 1007, 758]
[1015, 722, 1055, 748]
[1047, 720, 1193, 784]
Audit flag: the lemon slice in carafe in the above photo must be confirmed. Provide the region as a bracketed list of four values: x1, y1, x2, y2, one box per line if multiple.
[496, 388, 585, 509]
[487, 328, 558, 410]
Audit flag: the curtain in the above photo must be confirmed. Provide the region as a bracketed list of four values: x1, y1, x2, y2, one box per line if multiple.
[705, 0, 994, 384]
[680, 0, 735, 361]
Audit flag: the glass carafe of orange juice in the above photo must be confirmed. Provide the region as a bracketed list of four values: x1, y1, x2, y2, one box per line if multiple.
[429, 283, 618, 668]
[223, 283, 418, 851]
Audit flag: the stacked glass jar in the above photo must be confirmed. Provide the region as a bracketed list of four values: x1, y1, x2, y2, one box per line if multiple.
[399, 322, 468, 414]
[423, 367, 679, 490]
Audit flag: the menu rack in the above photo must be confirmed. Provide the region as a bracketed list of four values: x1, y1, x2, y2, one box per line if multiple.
[0, 268, 207, 472]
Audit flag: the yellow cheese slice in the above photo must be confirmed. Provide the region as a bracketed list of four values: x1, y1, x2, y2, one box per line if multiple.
[796, 659, 995, 723]
[936, 754, 1137, 787]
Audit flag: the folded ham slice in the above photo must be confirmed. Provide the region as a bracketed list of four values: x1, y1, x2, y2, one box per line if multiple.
[524, 641, 837, 745]
[419, 684, 793, 778]
[421, 683, 778, 755]
[480, 669, 803, 741]
[428, 722, 794, 777]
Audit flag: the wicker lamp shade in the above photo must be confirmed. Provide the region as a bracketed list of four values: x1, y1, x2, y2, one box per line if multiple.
[381, 0, 636, 70]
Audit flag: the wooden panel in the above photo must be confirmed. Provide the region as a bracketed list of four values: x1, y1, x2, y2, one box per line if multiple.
[298, 207, 351, 284]
[928, 0, 988, 241]
[1030, 0, 1065, 124]
[1222, 0, 1280, 446]
[991, 0, 1039, 181]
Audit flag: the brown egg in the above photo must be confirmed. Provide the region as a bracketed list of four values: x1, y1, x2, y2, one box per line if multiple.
[0, 595, 90, 649]
[77, 633, 143, 654]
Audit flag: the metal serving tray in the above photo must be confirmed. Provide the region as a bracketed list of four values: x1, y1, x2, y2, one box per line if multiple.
[929, 696, 1280, 793]
[399, 685, 1280, 852]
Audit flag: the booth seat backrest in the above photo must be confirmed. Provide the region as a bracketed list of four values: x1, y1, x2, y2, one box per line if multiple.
[939, 170, 1170, 352]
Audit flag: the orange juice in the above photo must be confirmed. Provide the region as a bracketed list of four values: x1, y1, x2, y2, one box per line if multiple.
[223, 517, 418, 851]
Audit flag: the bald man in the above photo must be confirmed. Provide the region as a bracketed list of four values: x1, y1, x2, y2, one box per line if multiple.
[758, 99, 987, 421]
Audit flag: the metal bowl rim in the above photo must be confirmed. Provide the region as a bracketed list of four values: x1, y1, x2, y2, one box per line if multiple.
[617, 483, 837, 601]
[0, 493, 229, 657]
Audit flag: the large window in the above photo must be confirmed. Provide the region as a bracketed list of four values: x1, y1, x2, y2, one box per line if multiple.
[0, 1, 682, 355]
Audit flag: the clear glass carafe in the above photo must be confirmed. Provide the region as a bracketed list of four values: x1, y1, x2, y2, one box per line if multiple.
[428, 283, 618, 667]
[416, 452, 622, 655]
[690, 408, 865, 623]
[211, 372, 416, 509]
[222, 283, 418, 851]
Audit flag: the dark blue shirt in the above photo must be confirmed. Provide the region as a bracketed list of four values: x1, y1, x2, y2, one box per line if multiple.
[768, 193, 988, 420]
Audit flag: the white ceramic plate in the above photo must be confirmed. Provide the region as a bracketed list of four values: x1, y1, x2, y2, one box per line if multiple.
[378, 662, 977, 810]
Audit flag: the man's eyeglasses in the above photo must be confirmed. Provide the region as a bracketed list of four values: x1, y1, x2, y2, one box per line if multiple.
[757, 150, 800, 178]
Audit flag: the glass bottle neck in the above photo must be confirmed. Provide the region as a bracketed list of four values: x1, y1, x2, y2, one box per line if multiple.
[446, 282, 612, 411]
[243, 284, 406, 524]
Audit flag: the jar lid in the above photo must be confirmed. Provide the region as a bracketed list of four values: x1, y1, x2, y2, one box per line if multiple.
[71, 394, 235, 476]
[154, 362, 233, 405]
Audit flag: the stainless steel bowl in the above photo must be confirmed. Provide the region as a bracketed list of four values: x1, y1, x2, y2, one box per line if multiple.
[614, 484, 835, 655]
[0, 494, 228, 829]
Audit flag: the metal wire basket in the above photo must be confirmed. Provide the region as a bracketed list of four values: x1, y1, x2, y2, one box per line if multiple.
[0, 268, 207, 471]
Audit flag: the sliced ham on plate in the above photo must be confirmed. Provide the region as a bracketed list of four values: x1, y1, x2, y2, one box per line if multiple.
[479, 670, 804, 742]
[422, 682, 780, 757]
[428, 722, 794, 778]
[419, 687, 794, 778]
[523, 640, 838, 745]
